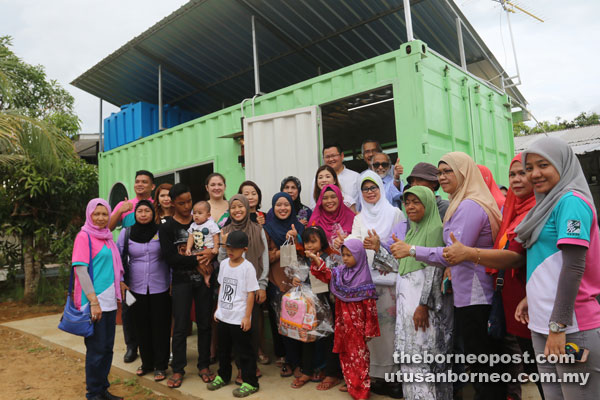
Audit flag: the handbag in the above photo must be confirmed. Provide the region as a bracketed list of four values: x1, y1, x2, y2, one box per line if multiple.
[487, 269, 506, 340]
[279, 237, 298, 268]
[58, 233, 95, 337]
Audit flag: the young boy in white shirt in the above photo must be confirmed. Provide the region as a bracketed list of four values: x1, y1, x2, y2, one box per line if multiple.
[208, 231, 260, 397]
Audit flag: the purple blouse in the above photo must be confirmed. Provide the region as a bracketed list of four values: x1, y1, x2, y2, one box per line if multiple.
[414, 199, 495, 308]
[117, 231, 170, 295]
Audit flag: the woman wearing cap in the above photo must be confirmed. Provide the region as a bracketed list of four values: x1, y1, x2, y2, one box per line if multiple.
[117, 200, 171, 382]
[280, 176, 312, 225]
[346, 170, 405, 397]
[406, 162, 449, 220]
[390, 152, 505, 400]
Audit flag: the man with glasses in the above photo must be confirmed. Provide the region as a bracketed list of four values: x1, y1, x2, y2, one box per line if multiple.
[369, 151, 403, 208]
[311, 143, 360, 211]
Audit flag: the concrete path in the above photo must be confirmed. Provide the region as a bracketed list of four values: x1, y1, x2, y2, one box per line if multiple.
[2, 313, 382, 400]
[2, 313, 542, 400]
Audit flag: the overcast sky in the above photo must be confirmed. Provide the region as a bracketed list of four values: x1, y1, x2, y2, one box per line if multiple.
[1, 0, 598, 133]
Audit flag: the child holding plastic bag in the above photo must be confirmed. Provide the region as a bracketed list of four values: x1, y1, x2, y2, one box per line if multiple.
[307, 238, 380, 400]
[285, 226, 341, 390]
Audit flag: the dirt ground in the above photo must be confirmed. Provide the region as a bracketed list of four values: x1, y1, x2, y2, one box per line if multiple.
[0, 302, 174, 400]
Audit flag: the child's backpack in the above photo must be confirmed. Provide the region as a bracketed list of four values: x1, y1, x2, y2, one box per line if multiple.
[279, 288, 319, 342]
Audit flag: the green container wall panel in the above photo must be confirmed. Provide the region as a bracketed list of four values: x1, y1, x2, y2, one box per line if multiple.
[99, 40, 513, 200]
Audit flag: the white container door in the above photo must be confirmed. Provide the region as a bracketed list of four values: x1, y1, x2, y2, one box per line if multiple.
[244, 106, 322, 207]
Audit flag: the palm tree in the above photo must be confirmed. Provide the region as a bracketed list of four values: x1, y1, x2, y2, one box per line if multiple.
[1, 45, 77, 302]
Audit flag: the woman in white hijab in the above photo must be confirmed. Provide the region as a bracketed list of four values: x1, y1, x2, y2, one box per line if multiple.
[346, 170, 405, 396]
[514, 137, 600, 400]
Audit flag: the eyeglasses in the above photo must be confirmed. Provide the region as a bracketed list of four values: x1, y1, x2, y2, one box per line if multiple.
[324, 153, 341, 160]
[372, 162, 390, 169]
[361, 185, 380, 193]
[436, 168, 454, 177]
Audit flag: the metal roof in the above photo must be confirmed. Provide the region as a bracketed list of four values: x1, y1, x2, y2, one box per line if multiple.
[514, 125, 600, 155]
[72, 0, 527, 115]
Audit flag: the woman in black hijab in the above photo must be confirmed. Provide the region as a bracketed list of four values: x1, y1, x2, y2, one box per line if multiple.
[117, 200, 171, 381]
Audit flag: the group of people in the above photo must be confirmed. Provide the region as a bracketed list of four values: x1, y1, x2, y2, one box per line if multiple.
[70, 137, 599, 400]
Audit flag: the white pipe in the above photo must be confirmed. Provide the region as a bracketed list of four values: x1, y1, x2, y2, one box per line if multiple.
[252, 15, 261, 95]
[456, 17, 467, 70]
[158, 64, 163, 130]
[403, 0, 414, 41]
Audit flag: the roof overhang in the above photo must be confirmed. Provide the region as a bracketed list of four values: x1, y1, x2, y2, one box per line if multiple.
[72, 0, 527, 116]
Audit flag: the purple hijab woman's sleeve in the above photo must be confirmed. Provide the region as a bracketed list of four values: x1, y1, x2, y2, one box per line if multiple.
[383, 219, 409, 252]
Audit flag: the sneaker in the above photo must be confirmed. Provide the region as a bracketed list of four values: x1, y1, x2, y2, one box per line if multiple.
[233, 382, 259, 397]
[207, 375, 228, 391]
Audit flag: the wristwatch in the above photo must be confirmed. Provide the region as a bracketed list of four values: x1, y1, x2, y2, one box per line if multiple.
[409, 245, 416, 257]
[548, 321, 567, 333]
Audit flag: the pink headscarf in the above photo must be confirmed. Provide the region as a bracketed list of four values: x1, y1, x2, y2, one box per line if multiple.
[478, 165, 506, 211]
[307, 184, 355, 240]
[81, 198, 124, 299]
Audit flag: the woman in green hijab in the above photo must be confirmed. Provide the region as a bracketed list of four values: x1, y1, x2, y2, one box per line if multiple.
[366, 186, 453, 400]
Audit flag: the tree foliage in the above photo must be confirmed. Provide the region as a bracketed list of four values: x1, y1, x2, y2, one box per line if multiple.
[1, 35, 97, 303]
[514, 112, 600, 137]
[0, 36, 80, 138]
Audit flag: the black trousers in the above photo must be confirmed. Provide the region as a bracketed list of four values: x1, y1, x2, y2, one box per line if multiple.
[131, 290, 171, 371]
[454, 305, 506, 400]
[218, 321, 259, 387]
[171, 281, 213, 374]
[121, 301, 138, 351]
[516, 336, 545, 400]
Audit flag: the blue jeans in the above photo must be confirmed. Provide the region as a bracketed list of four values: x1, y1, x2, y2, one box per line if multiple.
[84, 310, 116, 399]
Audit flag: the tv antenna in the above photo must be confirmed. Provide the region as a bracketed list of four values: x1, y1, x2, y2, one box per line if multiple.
[492, 0, 544, 89]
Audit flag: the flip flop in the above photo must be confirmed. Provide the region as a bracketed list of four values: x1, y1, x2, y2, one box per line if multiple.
[317, 377, 341, 391]
[154, 370, 166, 382]
[339, 383, 348, 392]
[198, 369, 215, 383]
[280, 364, 293, 377]
[167, 373, 183, 388]
[136, 366, 152, 377]
[291, 374, 312, 389]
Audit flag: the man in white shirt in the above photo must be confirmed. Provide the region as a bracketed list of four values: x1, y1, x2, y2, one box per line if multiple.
[310, 143, 360, 211]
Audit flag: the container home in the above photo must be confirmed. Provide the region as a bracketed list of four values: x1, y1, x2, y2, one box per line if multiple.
[72, 0, 527, 207]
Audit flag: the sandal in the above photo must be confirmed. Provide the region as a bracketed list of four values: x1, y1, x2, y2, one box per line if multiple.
[291, 374, 312, 389]
[257, 353, 270, 365]
[154, 370, 166, 382]
[136, 366, 152, 377]
[311, 370, 325, 382]
[167, 373, 183, 388]
[198, 368, 215, 383]
[339, 383, 348, 392]
[317, 376, 341, 391]
[280, 363, 293, 377]
[293, 366, 302, 378]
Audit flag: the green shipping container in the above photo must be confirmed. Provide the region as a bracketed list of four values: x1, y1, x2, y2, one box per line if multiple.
[99, 40, 514, 208]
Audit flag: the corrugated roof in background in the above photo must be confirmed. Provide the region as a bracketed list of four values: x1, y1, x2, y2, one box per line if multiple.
[72, 0, 527, 115]
[514, 125, 600, 155]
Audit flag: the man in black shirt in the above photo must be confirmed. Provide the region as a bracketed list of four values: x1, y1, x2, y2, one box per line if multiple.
[159, 184, 216, 388]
